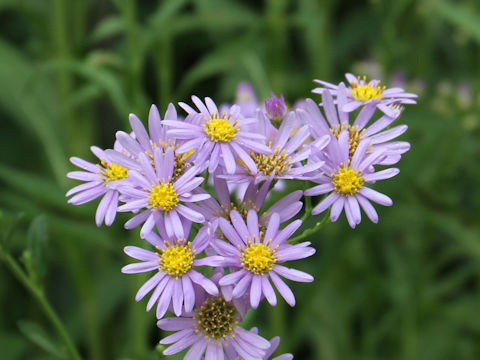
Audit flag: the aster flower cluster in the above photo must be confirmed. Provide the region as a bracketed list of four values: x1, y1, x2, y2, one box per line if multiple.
[66, 73, 417, 359]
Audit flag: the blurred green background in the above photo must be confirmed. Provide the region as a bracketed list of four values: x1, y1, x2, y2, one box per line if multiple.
[1, 0, 480, 359]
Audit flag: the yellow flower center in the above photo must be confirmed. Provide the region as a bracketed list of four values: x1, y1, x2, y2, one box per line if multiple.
[330, 122, 366, 158]
[249, 145, 292, 177]
[195, 296, 238, 339]
[148, 183, 179, 211]
[350, 76, 385, 102]
[332, 165, 365, 196]
[203, 113, 239, 143]
[156, 240, 194, 277]
[241, 241, 278, 275]
[100, 160, 129, 183]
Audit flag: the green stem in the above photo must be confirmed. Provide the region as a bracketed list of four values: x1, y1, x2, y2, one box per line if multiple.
[0, 248, 82, 360]
[269, 300, 287, 353]
[300, 185, 312, 224]
[288, 212, 330, 244]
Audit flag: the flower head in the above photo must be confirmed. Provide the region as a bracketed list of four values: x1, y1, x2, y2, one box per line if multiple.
[157, 274, 271, 360]
[302, 84, 410, 166]
[312, 73, 418, 117]
[216, 210, 315, 308]
[117, 146, 209, 239]
[305, 130, 400, 228]
[66, 146, 129, 226]
[162, 96, 272, 174]
[121, 227, 223, 319]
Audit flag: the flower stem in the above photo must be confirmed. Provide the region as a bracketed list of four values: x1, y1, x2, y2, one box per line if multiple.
[0, 247, 82, 360]
[300, 188, 312, 224]
[288, 212, 330, 244]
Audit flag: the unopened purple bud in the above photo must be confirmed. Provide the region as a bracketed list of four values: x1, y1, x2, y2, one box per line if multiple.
[265, 92, 287, 122]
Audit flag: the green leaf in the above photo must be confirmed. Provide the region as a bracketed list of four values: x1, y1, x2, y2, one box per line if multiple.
[17, 320, 67, 359]
[25, 216, 49, 283]
[90, 16, 126, 42]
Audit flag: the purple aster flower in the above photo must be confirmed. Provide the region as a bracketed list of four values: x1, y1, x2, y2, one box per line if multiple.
[301, 84, 410, 166]
[162, 96, 271, 175]
[157, 294, 271, 360]
[217, 209, 315, 308]
[121, 227, 223, 319]
[225, 110, 330, 183]
[265, 92, 287, 123]
[117, 146, 209, 239]
[106, 103, 193, 180]
[312, 72, 418, 117]
[66, 146, 129, 226]
[305, 130, 399, 228]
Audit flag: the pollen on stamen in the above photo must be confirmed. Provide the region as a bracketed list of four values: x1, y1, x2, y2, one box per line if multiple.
[202, 112, 239, 143]
[99, 160, 129, 183]
[156, 239, 195, 278]
[248, 144, 292, 177]
[330, 122, 366, 158]
[331, 164, 365, 196]
[240, 241, 278, 275]
[350, 75, 386, 102]
[148, 182, 179, 211]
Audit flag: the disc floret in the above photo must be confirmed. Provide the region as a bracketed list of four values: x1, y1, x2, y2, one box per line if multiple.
[350, 75, 386, 102]
[241, 240, 278, 275]
[156, 240, 195, 278]
[148, 182, 179, 211]
[100, 160, 129, 183]
[332, 164, 365, 196]
[249, 145, 292, 177]
[203, 112, 239, 143]
[330, 122, 366, 157]
[194, 296, 239, 339]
